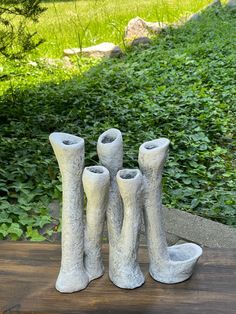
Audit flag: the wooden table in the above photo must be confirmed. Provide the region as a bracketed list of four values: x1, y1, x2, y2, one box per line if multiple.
[0, 242, 236, 314]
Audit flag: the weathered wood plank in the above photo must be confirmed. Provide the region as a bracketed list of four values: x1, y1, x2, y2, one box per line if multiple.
[0, 242, 236, 313]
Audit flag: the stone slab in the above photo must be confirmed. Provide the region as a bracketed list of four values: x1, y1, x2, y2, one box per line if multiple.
[64, 42, 122, 58]
[164, 207, 236, 248]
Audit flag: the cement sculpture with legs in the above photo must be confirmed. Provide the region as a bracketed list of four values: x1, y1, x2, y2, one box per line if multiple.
[50, 129, 202, 292]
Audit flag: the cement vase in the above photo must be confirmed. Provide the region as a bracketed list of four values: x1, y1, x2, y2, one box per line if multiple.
[97, 129, 144, 288]
[83, 166, 110, 281]
[49, 132, 89, 293]
[138, 138, 202, 284]
[97, 128, 123, 246]
[108, 169, 145, 289]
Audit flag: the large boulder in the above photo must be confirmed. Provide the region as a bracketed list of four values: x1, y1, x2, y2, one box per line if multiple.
[64, 42, 122, 58]
[124, 17, 167, 46]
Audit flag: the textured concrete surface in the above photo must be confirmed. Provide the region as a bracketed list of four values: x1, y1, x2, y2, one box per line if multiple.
[139, 223, 180, 246]
[163, 207, 236, 248]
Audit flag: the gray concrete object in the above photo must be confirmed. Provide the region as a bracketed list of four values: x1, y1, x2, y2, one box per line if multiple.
[138, 138, 202, 284]
[50, 127, 236, 292]
[83, 166, 110, 281]
[49, 133, 89, 293]
[97, 129, 144, 289]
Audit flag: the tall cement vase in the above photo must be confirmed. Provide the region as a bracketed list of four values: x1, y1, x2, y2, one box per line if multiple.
[138, 138, 202, 284]
[49, 132, 89, 293]
[97, 128, 123, 246]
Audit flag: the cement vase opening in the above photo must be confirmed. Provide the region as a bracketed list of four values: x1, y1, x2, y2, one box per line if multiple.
[108, 169, 145, 289]
[83, 165, 110, 281]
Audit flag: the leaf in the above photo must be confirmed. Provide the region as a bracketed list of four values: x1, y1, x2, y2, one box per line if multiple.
[7, 223, 23, 239]
[19, 214, 35, 226]
[190, 199, 200, 209]
[33, 215, 51, 228]
[26, 226, 45, 242]
[0, 223, 9, 237]
[0, 212, 12, 224]
[183, 178, 191, 185]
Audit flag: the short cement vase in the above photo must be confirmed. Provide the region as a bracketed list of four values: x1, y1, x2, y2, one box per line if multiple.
[108, 169, 145, 289]
[83, 165, 110, 281]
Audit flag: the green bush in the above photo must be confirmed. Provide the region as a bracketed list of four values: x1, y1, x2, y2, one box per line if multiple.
[0, 7, 235, 240]
[0, 0, 46, 58]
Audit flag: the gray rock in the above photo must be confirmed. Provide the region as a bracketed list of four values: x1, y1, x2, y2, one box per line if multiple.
[131, 37, 151, 47]
[64, 42, 122, 58]
[145, 21, 168, 33]
[39, 57, 73, 68]
[49, 200, 60, 219]
[125, 17, 167, 46]
[187, 13, 201, 22]
[28, 61, 38, 67]
[184, 0, 221, 24]
[62, 56, 74, 68]
[227, 0, 236, 11]
[164, 207, 236, 248]
[207, 0, 221, 8]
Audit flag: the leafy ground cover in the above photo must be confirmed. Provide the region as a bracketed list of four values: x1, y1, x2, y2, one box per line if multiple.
[0, 4, 235, 240]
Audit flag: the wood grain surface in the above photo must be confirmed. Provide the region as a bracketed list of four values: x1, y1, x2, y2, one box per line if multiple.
[0, 241, 236, 314]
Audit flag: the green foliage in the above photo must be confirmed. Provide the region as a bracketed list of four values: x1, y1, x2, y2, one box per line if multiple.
[0, 7, 235, 241]
[0, 0, 46, 58]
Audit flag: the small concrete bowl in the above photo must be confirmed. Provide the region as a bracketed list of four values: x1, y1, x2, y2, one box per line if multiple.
[150, 243, 203, 284]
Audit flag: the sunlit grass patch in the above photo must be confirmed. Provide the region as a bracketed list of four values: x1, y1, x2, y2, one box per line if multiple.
[32, 0, 214, 58]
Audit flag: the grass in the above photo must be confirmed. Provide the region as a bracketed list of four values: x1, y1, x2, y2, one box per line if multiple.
[31, 0, 214, 58]
[0, 3, 235, 241]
